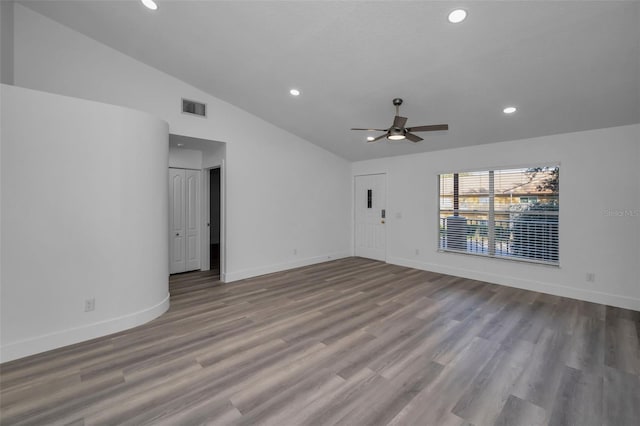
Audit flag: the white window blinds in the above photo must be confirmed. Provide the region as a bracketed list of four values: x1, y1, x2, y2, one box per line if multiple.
[438, 166, 559, 265]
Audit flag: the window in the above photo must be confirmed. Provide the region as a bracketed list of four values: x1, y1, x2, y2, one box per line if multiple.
[519, 196, 538, 204]
[438, 166, 559, 265]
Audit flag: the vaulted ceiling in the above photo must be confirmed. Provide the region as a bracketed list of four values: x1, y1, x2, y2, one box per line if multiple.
[19, 0, 640, 161]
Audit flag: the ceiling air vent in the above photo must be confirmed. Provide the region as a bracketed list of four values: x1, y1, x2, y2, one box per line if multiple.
[182, 98, 207, 117]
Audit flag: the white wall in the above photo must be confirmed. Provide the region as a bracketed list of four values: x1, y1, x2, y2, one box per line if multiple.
[13, 4, 352, 282]
[168, 147, 202, 169]
[202, 143, 225, 169]
[353, 124, 640, 311]
[1, 85, 170, 362]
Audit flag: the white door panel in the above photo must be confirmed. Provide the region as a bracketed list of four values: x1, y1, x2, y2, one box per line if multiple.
[355, 174, 386, 261]
[185, 170, 201, 271]
[169, 169, 186, 274]
[169, 168, 201, 274]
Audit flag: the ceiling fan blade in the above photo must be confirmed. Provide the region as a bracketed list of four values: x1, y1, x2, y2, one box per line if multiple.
[351, 128, 388, 131]
[405, 132, 423, 143]
[368, 133, 389, 143]
[393, 116, 407, 128]
[406, 124, 449, 132]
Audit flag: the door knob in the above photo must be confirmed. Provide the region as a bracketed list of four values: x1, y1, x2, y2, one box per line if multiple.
[176, 233, 180, 236]
[381, 220, 385, 224]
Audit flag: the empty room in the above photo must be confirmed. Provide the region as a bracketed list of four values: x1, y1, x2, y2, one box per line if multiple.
[1, 1, 639, 425]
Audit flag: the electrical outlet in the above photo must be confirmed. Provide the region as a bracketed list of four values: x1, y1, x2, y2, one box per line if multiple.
[586, 272, 595, 282]
[85, 298, 95, 312]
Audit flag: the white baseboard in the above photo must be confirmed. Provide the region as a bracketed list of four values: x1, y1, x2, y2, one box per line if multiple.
[387, 256, 640, 312]
[0, 294, 170, 363]
[224, 252, 351, 283]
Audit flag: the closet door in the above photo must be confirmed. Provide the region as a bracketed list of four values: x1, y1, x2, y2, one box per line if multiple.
[169, 169, 186, 274]
[169, 168, 201, 274]
[185, 170, 201, 271]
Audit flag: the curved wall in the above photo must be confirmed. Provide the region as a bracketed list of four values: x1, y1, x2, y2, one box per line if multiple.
[1, 84, 170, 362]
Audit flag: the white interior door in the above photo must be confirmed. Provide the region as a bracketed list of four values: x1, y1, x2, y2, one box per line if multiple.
[169, 169, 186, 273]
[355, 174, 387, 261]
[185, 170, 201, 271]
[169, 168, 201, 274]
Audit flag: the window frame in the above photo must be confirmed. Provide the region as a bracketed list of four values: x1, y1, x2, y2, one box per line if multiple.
[436, 164, 560, 267]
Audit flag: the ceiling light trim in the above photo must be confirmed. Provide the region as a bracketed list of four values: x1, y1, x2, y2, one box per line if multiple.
[141, 0, 158, 11]
[448, 9, 467, 24]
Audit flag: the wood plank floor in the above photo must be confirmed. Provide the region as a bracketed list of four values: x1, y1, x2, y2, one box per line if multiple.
[1, 257, 639, 426]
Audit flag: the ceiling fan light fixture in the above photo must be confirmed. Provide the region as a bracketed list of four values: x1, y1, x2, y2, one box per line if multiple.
[141, 0, 158, 11]
[448, 9, 467, 24]
[388, 134, 406, 141]
[388, 127, 406, 140]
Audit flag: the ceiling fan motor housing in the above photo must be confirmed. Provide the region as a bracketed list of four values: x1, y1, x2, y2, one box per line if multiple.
[392, 98, 403, 106]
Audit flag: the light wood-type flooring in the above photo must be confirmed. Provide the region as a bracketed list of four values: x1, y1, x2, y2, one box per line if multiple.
[1, 258, 639, 425]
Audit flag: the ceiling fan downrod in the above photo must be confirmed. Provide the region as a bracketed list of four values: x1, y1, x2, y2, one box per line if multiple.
[392, 98, 403, 115]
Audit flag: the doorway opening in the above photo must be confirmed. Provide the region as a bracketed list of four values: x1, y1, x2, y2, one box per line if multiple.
[209, 167, 221, 276]
[169, 133, 226, 281]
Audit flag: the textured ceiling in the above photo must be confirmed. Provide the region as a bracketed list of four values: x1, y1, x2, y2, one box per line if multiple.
[20, 0, 640, 161]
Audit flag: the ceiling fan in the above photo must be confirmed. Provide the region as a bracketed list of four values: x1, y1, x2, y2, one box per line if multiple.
[351, 98, 448, 143]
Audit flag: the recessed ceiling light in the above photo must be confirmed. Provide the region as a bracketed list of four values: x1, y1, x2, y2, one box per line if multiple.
[503, 106, 517, 114]
[289, 89, 300, 96]
[141, 0, 158, 10]
[367, 136, 375, 141]
[448, 9, 467, 24]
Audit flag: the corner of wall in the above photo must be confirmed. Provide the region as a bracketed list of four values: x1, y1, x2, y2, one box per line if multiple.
[224, 251, 351, 283]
